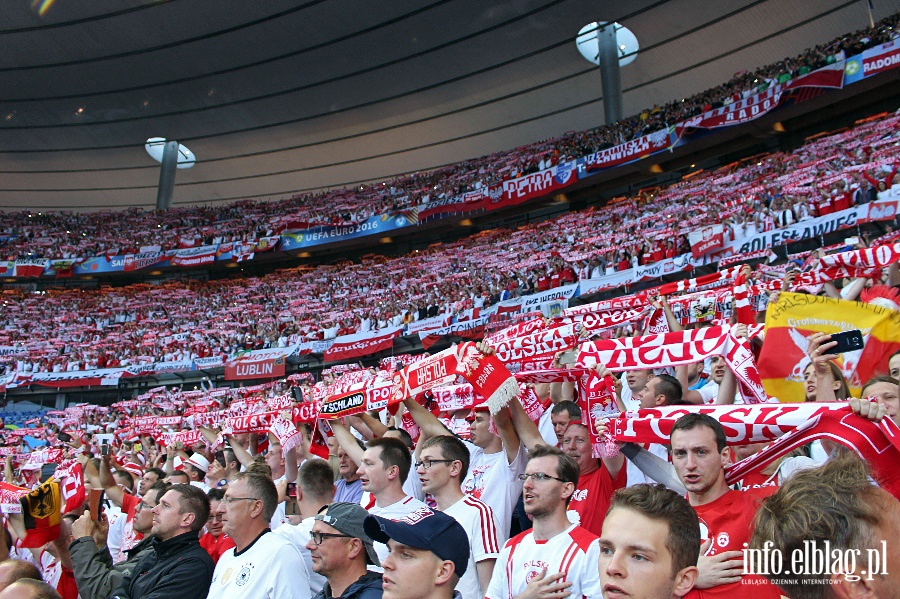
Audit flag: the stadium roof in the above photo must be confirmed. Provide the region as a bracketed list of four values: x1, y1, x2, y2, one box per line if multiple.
[0, 0, 896, 211]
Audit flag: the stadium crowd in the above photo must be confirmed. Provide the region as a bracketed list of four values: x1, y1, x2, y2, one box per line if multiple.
[1, 107, 897, 376]
[1, 13, 898, 262]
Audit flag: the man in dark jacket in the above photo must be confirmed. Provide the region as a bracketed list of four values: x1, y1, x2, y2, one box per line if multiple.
[69, 483, 169, 599]
[108, 484, 214, 599]
[307, 503, 382, 599]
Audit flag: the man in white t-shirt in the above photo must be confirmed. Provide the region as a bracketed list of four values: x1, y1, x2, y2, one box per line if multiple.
[401, 396, 524, 547]
[273, 459, 333, 595]
[351, 436, 428, 564]
[417, 435, 499, 599]
[208, 472, 311, 599]
[620, 369, 653, 411]
[484, 445, 602, 599]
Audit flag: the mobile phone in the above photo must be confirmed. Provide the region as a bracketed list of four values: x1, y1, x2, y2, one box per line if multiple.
[844, 236, 860, 246]
[830, 330, 864, 353]
[286, 482, 297, 499]
[558, 351, 578, 365]
[101, 441, 110, 456]
[89, 489, 105, 521]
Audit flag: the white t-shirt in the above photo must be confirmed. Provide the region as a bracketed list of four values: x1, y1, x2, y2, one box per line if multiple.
[207, 530, 311, 599]
[104, 504, 125, 561]
[269, 475, 288, 530]
[485, 524, 602, 599]
[363, 494, 429, 564]
[273, 518, 326, 595]
[462, 440, 525, 547]
[697, 380, 719, 405]
[443, 495, 500, 599]
[619, 384, 640, 411]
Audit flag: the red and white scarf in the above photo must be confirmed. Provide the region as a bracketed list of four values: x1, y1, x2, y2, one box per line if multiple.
[488, 323, 580, 370]
[604, 402, 900, 499]
[577, 324, 767, 403]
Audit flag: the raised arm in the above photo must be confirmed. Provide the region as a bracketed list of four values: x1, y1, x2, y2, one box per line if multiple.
[402, 397, 451, 442]
[329, 421, 365, 466]
[490, 407, 522, 465]
[99, 455, 125, 508]
[225, 434, 256, 468]
[506, 396, 548, 453]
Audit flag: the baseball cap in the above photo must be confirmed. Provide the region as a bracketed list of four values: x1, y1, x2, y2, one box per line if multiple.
[364, 507, 469, 577]
[314, 502, 380, 566]
[184, 453, 210, 473]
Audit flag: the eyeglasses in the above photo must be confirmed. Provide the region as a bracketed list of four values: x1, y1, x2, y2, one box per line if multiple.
[310, 531, 351, 545]
[207, 514, 224, 522]
[414, 459, 454, 470]
[221, 496, 260, 505]
[135, 501, 156, 511]
[518, 473, 567, 483]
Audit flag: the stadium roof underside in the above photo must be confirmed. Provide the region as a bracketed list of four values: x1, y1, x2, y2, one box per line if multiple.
[0, 0, 898, 211]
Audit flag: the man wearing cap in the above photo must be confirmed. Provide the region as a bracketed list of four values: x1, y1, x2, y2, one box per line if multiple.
[306, 503, 382, 599]
[364, 507, 468, 599]
[183, 453, 212, 493]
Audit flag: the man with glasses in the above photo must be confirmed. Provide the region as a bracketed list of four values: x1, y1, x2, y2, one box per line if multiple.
[109, 484, 215, 599]
[485, 446, 602, 599]
[68, 482, 169, 599]
[305, 503, 382, 599]
[416, 436, 498, 599]
[200, 489, 235, 564]
[207, 472, 311, 599]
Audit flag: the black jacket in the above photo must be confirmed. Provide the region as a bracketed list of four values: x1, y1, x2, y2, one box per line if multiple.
[70, 534, 155, 599]
[313, 572, 383, 599]
[108, 531, 214, 599]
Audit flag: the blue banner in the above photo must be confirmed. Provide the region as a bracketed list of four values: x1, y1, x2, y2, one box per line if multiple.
[282, 212, 417, 250]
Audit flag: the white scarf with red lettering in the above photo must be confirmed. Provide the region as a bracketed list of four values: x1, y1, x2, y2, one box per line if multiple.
[576, 324, 767, 404]
[488, 324, 580, 370]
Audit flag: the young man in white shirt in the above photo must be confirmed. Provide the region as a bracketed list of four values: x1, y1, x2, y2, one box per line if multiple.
[208, 472, 311, 599]
[273, 459, 333, 595]
[417, 435, 499, 599]
[352, 436, 427, 564]
[485, 445, 602, 599]
[402, 397, 524, 547]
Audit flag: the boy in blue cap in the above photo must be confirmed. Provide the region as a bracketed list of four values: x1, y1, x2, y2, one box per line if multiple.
[364, 507, 468, 599]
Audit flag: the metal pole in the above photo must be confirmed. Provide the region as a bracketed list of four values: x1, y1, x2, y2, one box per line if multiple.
[156, 140, 179, 211]
[597, 23, 623, 125]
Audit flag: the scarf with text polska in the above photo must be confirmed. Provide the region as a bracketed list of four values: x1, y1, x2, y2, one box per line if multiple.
[488, 323, 581, 371]
[576, 324, 767, 404]
[604, 403, 900, 500]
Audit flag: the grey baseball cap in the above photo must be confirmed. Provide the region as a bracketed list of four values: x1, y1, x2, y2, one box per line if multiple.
[314, 502, 380, 566]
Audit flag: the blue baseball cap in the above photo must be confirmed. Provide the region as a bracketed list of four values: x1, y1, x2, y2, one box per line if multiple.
[364, 507, 469, 577]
